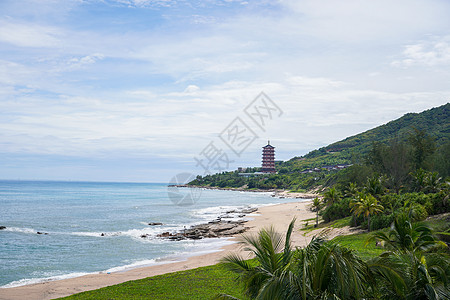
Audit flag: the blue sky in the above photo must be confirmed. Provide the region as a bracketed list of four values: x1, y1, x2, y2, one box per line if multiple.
[1, 0, 449, 182]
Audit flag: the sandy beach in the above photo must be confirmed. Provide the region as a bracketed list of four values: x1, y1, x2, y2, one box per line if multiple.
[0, 199, 356, 300]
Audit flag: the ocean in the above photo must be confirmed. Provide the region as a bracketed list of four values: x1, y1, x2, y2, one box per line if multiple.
[0, 180, 298, 288]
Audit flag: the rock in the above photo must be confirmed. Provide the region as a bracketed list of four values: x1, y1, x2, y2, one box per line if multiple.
[148, 222, 163, 226]
[241, 207, 258, 214]
[0, 226, 6, 230]
[220, 225, 246, 236]
[101, 233, 105, 236]
[157, 207, 256, 241]
[209, 223, 236, 233]
[37, 232, 48, 235]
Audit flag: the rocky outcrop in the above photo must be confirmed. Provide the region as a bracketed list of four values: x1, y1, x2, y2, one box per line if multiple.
[0, 226, 6, 230]
[154, 220, 248, 241]
[148, 222, 163, 226]
[148, 206, 258, 241]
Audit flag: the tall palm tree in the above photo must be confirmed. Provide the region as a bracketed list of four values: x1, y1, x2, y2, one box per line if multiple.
[322, 187, 341, 206]
[311, 197, 322, 228]
[350, 194, 384, 231]
[345, 182, 359, 198]
[364, 175, 386, 199]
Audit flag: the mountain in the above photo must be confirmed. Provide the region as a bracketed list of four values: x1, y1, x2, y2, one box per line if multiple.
[281, 103, 449, 172]
[190, 103, 449, 190]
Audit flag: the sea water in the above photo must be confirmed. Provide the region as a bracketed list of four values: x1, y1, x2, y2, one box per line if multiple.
[0, 180, 298, 288]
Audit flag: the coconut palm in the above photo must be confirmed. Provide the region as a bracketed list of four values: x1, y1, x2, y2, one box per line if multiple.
[368, 251, 450, 299]
[288, 237, 370, 299]
[322, 187, 341, 206]
[367, 213, 447, 254]
[311, 197, 322, 227]
[218, 220, 371, 300]
[218, 219, 296, 299]
[345, 182, 359, 198]
[350, 194, 384, 231]
[364, 175, 386, 198]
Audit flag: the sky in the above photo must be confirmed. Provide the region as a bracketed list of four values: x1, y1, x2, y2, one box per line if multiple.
[0, 0, 449, 183]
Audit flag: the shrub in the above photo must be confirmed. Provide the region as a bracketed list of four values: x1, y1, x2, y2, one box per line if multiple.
[369, 213, 395, 231]
[321, 198, 351, 223]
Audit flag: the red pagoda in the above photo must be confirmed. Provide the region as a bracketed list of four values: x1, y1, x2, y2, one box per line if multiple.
[261, 141, 276, 173]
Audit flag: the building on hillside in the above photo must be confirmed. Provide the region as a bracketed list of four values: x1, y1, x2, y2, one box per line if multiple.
[261, 141, 276, 173]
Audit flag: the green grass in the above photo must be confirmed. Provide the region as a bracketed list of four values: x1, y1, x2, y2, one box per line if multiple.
[332, 231, 385, 260]
[329, 216, 351, 228]
[58, 264, 248, 300]
[300, 216, 350, 233]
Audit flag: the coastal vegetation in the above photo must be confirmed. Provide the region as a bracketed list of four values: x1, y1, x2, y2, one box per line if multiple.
[59, 214, 449, 299]
[216, 217, 449, 300]
[188, 103, 449, 192]
[191, 103, 450, 233]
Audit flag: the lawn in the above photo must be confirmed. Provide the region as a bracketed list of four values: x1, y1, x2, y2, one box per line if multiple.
[332, 231, 385, 260]
[58, 263, 248, 300]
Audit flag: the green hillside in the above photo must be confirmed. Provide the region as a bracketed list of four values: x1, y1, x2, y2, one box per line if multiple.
[282, 103, 449, 172]
[189, 103, 449, 191]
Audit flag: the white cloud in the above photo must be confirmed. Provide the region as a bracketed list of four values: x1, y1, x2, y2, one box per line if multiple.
[67, 53, 105, 69]
[0, 20, 62, 47]
[392, 37, 450, 67]
[280, 0, 450, 42]
[1, 0, 450, 181]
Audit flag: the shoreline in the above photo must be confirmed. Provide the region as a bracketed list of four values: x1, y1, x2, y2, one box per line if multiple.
[0, 198, 337, 300]
[179, 185, 320, 199]
[0, 199, 365, 300]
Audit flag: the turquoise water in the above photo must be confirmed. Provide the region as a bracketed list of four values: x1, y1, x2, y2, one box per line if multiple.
[0, 180, 296, 288]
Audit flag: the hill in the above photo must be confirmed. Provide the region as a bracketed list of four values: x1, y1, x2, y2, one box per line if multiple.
[281, 103, 449, 172]
[189, 103, 449, 191]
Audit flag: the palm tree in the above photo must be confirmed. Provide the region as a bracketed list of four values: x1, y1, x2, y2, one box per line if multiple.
[218, 220, 296, 299]
[289, 237, 370, 299]
[364, 175, 386, 198]
[218, 221, 370, 299]
[367, 213, 446, 254]
[345, 182, 359, 198]
[311, 197, 322, 227]
[350, 194, 384, 231]
[368, 250, 450, 299]
[322, 187, 341, 206]
[366, 213, 450, 299]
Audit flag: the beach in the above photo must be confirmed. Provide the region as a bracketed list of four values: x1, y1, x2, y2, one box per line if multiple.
[0, 199, 360, 300]
[0, 200, 308, 300]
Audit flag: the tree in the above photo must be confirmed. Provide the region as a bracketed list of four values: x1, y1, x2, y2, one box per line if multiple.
[408, 128, 436, 170]
[367, 213, 446, 253]
[350, 194, 384, 231]
[345, 182, 359, 198]
[218, 221, 370, 300]
[323, 187, 341, 206]
[368, 251, 450, 299]
[311, 197, 322, 227]
[364, 175, 386, 199]
[218, 220, 296, 299]
[366, 213, 450, 299]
